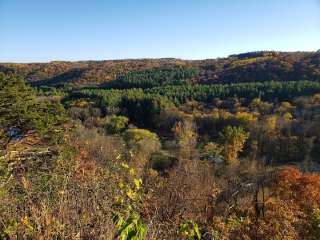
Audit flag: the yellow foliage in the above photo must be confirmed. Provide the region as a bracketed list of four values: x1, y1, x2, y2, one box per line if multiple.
[235, 111, 257, 125]
[264, 116, 277, 132]
[203, 142, 223, 158]
[219, 126, 249, 165]
[250, 98, 273, 113]
[283, 112, 293, 121]
[219, 110, 233, 120]
[173, 120, 197, 159]
[71, 99, 91, 108]
[124, 128, 159, 144]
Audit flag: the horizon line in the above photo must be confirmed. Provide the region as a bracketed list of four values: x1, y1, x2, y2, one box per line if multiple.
[0, 49, 318, 64]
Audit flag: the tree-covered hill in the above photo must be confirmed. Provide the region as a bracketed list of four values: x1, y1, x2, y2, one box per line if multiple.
[1, 55, 320, 239]
[0, 58, 187, 87]
[1, 51, 319, 88]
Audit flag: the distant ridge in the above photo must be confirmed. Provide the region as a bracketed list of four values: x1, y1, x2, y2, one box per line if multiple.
[0, 51, 319, 88]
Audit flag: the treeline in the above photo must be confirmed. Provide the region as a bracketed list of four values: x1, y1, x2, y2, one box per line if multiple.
[0, 59, 184, 87]
[1, 51, 319, 87]
[199, 51, 320, 84]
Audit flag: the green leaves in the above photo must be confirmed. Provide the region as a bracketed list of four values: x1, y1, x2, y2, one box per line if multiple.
[179, 220, 202, 240]
[113, 212, 146, 240]
[113, 164, 146, 240]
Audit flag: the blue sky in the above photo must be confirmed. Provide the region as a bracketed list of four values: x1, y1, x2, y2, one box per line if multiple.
[0, 0, 319, 62]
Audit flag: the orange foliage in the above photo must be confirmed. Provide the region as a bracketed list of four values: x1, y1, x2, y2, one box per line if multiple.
[275, 167, 320, 207]
[75, 145, 97, 179]
[217, 167, 320, 239]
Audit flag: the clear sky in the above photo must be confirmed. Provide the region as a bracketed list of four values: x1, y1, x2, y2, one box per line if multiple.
[0, 0, 319, 62]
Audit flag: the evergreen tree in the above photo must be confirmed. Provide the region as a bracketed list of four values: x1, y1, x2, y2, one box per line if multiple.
[0, 73, 66, 146]
[0, 73, 39, 134]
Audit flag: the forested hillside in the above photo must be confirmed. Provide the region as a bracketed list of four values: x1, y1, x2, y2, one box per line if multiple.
[1, 51, 319, 87]
[1, 52, 320, 239]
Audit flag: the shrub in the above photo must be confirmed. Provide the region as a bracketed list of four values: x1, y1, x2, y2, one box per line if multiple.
[150, 152, 178, 172]
[107, 115, 129, 134]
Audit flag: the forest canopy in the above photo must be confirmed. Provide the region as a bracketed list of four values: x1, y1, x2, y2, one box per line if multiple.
[1, 51, 319, 87]
[1, 51, 320, 239]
